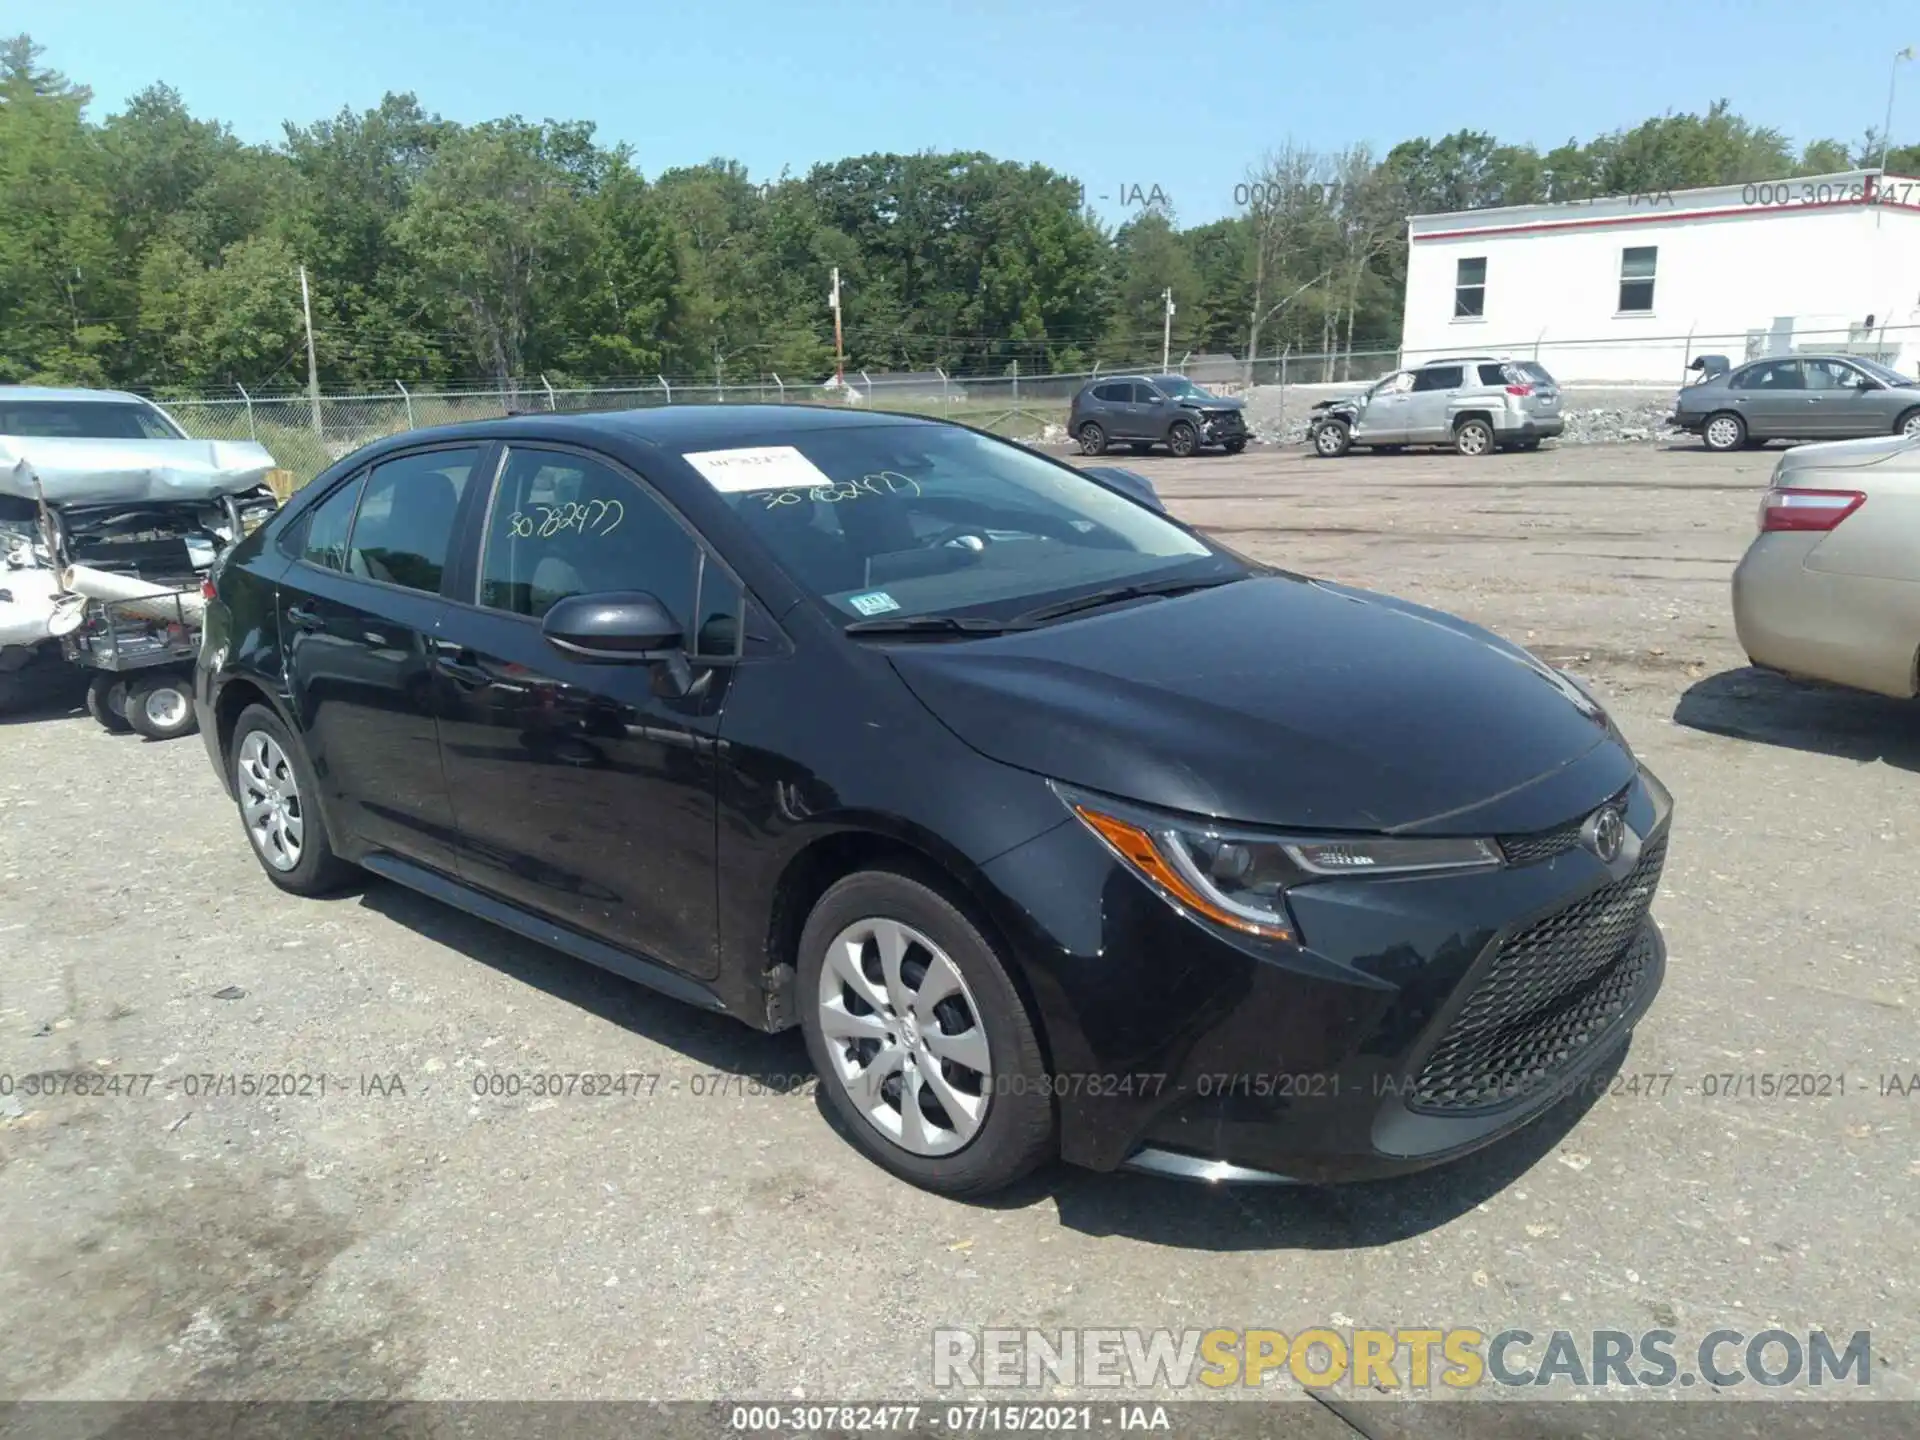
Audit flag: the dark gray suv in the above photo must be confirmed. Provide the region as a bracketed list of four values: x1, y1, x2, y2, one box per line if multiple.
[1069, 375, 1248, 457]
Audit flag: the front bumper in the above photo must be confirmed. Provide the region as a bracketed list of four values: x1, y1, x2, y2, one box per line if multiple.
[1196, 410, 1248, 445]
[979, 759, 1672, 1183]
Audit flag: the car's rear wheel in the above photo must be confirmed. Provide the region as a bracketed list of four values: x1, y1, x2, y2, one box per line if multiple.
[1896, 407, 1920, 440]
[230, 704, 355, 895]
[1077, 422, 1107, 456]
[1454, 418, 1494, 456]
[1313, 420, 1352, 458]
[85, 673, 131, 732]
[798, 869, 1054, 1195]
[124, 671, 197, 741]
[1703, 412, 1746, 452]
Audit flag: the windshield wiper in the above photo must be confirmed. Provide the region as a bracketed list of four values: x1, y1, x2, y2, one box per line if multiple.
[1011, 574, 1240, 627]
[842, 614, 1028, 637]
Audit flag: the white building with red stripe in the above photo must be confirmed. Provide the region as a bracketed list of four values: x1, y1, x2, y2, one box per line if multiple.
[1400, 170, 1920, 383]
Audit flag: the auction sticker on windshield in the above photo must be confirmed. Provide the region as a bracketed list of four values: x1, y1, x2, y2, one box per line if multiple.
[847, 590, 901, 616]
[683, 446, 834, 493]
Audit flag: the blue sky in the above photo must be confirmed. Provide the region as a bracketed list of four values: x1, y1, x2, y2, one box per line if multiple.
[26, 0, 1920, 226]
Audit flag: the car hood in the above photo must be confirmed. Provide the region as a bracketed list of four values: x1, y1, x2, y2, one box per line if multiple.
[1773, 432, 1920, 475]
[886, 575, 1632, 834]
[1181, 394, 1244, 411]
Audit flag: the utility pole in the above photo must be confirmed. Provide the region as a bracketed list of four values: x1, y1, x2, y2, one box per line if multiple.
[1161, 288, 1175, 372]
[1881, 47, 1916, 170]
[298, 264, 322, 439]
[829, 266, 846, 389]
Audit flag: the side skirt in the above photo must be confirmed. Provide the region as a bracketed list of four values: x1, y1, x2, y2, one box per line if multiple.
[359, 853, 730, 1015]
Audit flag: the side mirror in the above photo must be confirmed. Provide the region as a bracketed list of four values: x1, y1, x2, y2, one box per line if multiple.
[542, 591, 683, 662]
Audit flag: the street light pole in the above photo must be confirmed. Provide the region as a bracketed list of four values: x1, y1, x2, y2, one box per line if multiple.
[1161, 287, 1175, 372]
[1880, 47, 1915, 170]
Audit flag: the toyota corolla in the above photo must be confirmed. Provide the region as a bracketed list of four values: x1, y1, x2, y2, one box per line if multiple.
[195, 405, 1671, 1195]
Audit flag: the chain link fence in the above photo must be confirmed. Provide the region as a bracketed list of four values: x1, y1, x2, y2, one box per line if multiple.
[159, 322, 1920, 488]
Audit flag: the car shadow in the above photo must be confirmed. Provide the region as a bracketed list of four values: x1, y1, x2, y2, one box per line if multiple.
[0, 676, 87, 725]
[1675, 665, 1920, 772]
[353, 881, 812, 1086]
[354, 877, 1622, 1250]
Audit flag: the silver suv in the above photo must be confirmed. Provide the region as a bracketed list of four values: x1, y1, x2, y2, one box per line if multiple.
[1309, 356, 1564, 458]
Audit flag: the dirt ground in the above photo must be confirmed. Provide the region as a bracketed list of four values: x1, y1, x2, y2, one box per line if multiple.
[1, 438, 1916, 1428]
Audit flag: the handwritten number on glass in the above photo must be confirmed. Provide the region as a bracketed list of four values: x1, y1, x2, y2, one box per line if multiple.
[507, 498, 624, 540]
[759, 471, 923, 509]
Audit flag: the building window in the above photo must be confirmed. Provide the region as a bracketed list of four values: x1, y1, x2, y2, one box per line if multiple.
[1618, 246, 1657, 313]
[1453, 257, 1486, 318]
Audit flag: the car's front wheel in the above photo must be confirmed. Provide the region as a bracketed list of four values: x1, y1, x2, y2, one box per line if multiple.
[798, 869, 1055, 1195]
[1312, 420, 1352, 458]
[1703, 412, 1746, 452]
[229, 704, 356, 895]
[1077, 422, 1107, 456]
[1166, 420, 1198, 457]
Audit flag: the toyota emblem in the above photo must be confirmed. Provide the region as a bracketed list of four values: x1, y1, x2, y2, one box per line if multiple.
[1583, 806, 1626, 863]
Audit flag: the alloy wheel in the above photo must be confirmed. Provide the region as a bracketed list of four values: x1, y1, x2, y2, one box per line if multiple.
[1705, 415, 1742, 450]
[1456, 421, 1492, 456]
[815, 916, 992, 1156]
[1315, 424, 1348, 457]
[1168, 422, 1197, 457]
[237, 730, 304, 872]
[1902, 412, 1920, 439]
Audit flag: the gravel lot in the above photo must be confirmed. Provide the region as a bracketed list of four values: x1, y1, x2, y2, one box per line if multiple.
[1, 438, 1915, 1429]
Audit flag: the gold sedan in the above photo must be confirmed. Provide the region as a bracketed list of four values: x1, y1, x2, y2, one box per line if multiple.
[1732, 435, 1920, 697]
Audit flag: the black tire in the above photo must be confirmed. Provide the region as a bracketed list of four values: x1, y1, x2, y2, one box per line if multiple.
[228, 703, 356, 895]
[1312, 420, 1352, 458]
[123, 670, 199, 741]
[1453, 418, 1495, 457]
[797, 868, 1055, 1196]
[1166, 421, 1198, 458]
[1895, 406, 1920, 441]
[1077, 421, 1107, 456]
[1702, 411, 1746, 452]
[1222, 437, 1247, 454]
[85, 673, 132, 732]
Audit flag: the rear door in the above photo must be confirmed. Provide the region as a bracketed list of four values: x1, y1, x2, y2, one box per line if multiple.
[1728, 359, 1809, 438]
[277, 443, 488, 870]
[1085, 382, 1130, 438]
[1404, 364, 1464, 443]
[431, 443, 736, 978]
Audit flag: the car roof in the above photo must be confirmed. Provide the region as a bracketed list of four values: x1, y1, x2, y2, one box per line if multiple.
[0, 385, 159, 405]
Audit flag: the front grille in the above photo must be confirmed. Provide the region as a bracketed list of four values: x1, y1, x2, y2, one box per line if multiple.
[1408, 833, 1666, 1113]
[1203, 409, 1245, 430]
[1499, 787, 1629, 867]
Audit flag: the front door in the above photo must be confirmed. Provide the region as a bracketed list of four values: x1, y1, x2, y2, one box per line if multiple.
[1354, 373, 1414, 444]
[432, 444, 736, 978]
[1800, 357, 1880, 438]
[279, 445, 485, 870]
[1404, 363, 1465, 443]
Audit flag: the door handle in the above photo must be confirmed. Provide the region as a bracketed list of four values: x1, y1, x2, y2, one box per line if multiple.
[285, 603, 323, 631]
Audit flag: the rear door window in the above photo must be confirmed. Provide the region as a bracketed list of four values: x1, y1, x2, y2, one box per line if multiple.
[345, 447, 481, 594]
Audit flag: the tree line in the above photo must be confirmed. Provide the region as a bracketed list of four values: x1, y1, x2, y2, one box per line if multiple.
[3, 32, 1915, 397]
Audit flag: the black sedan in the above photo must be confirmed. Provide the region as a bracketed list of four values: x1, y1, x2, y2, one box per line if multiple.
[196, 405, 1670, 1195]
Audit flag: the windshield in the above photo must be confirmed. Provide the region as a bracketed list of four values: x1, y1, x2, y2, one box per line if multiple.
[0, 400, 185, 440]
[685, 424, 1236, 624]
[1855, 357, 1916, 386]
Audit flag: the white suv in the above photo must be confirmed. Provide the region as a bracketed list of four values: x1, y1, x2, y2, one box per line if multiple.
[1311, 357, 1565, 457]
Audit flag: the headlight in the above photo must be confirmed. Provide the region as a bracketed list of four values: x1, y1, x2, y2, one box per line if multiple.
[1055, 784, 1502, 942]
